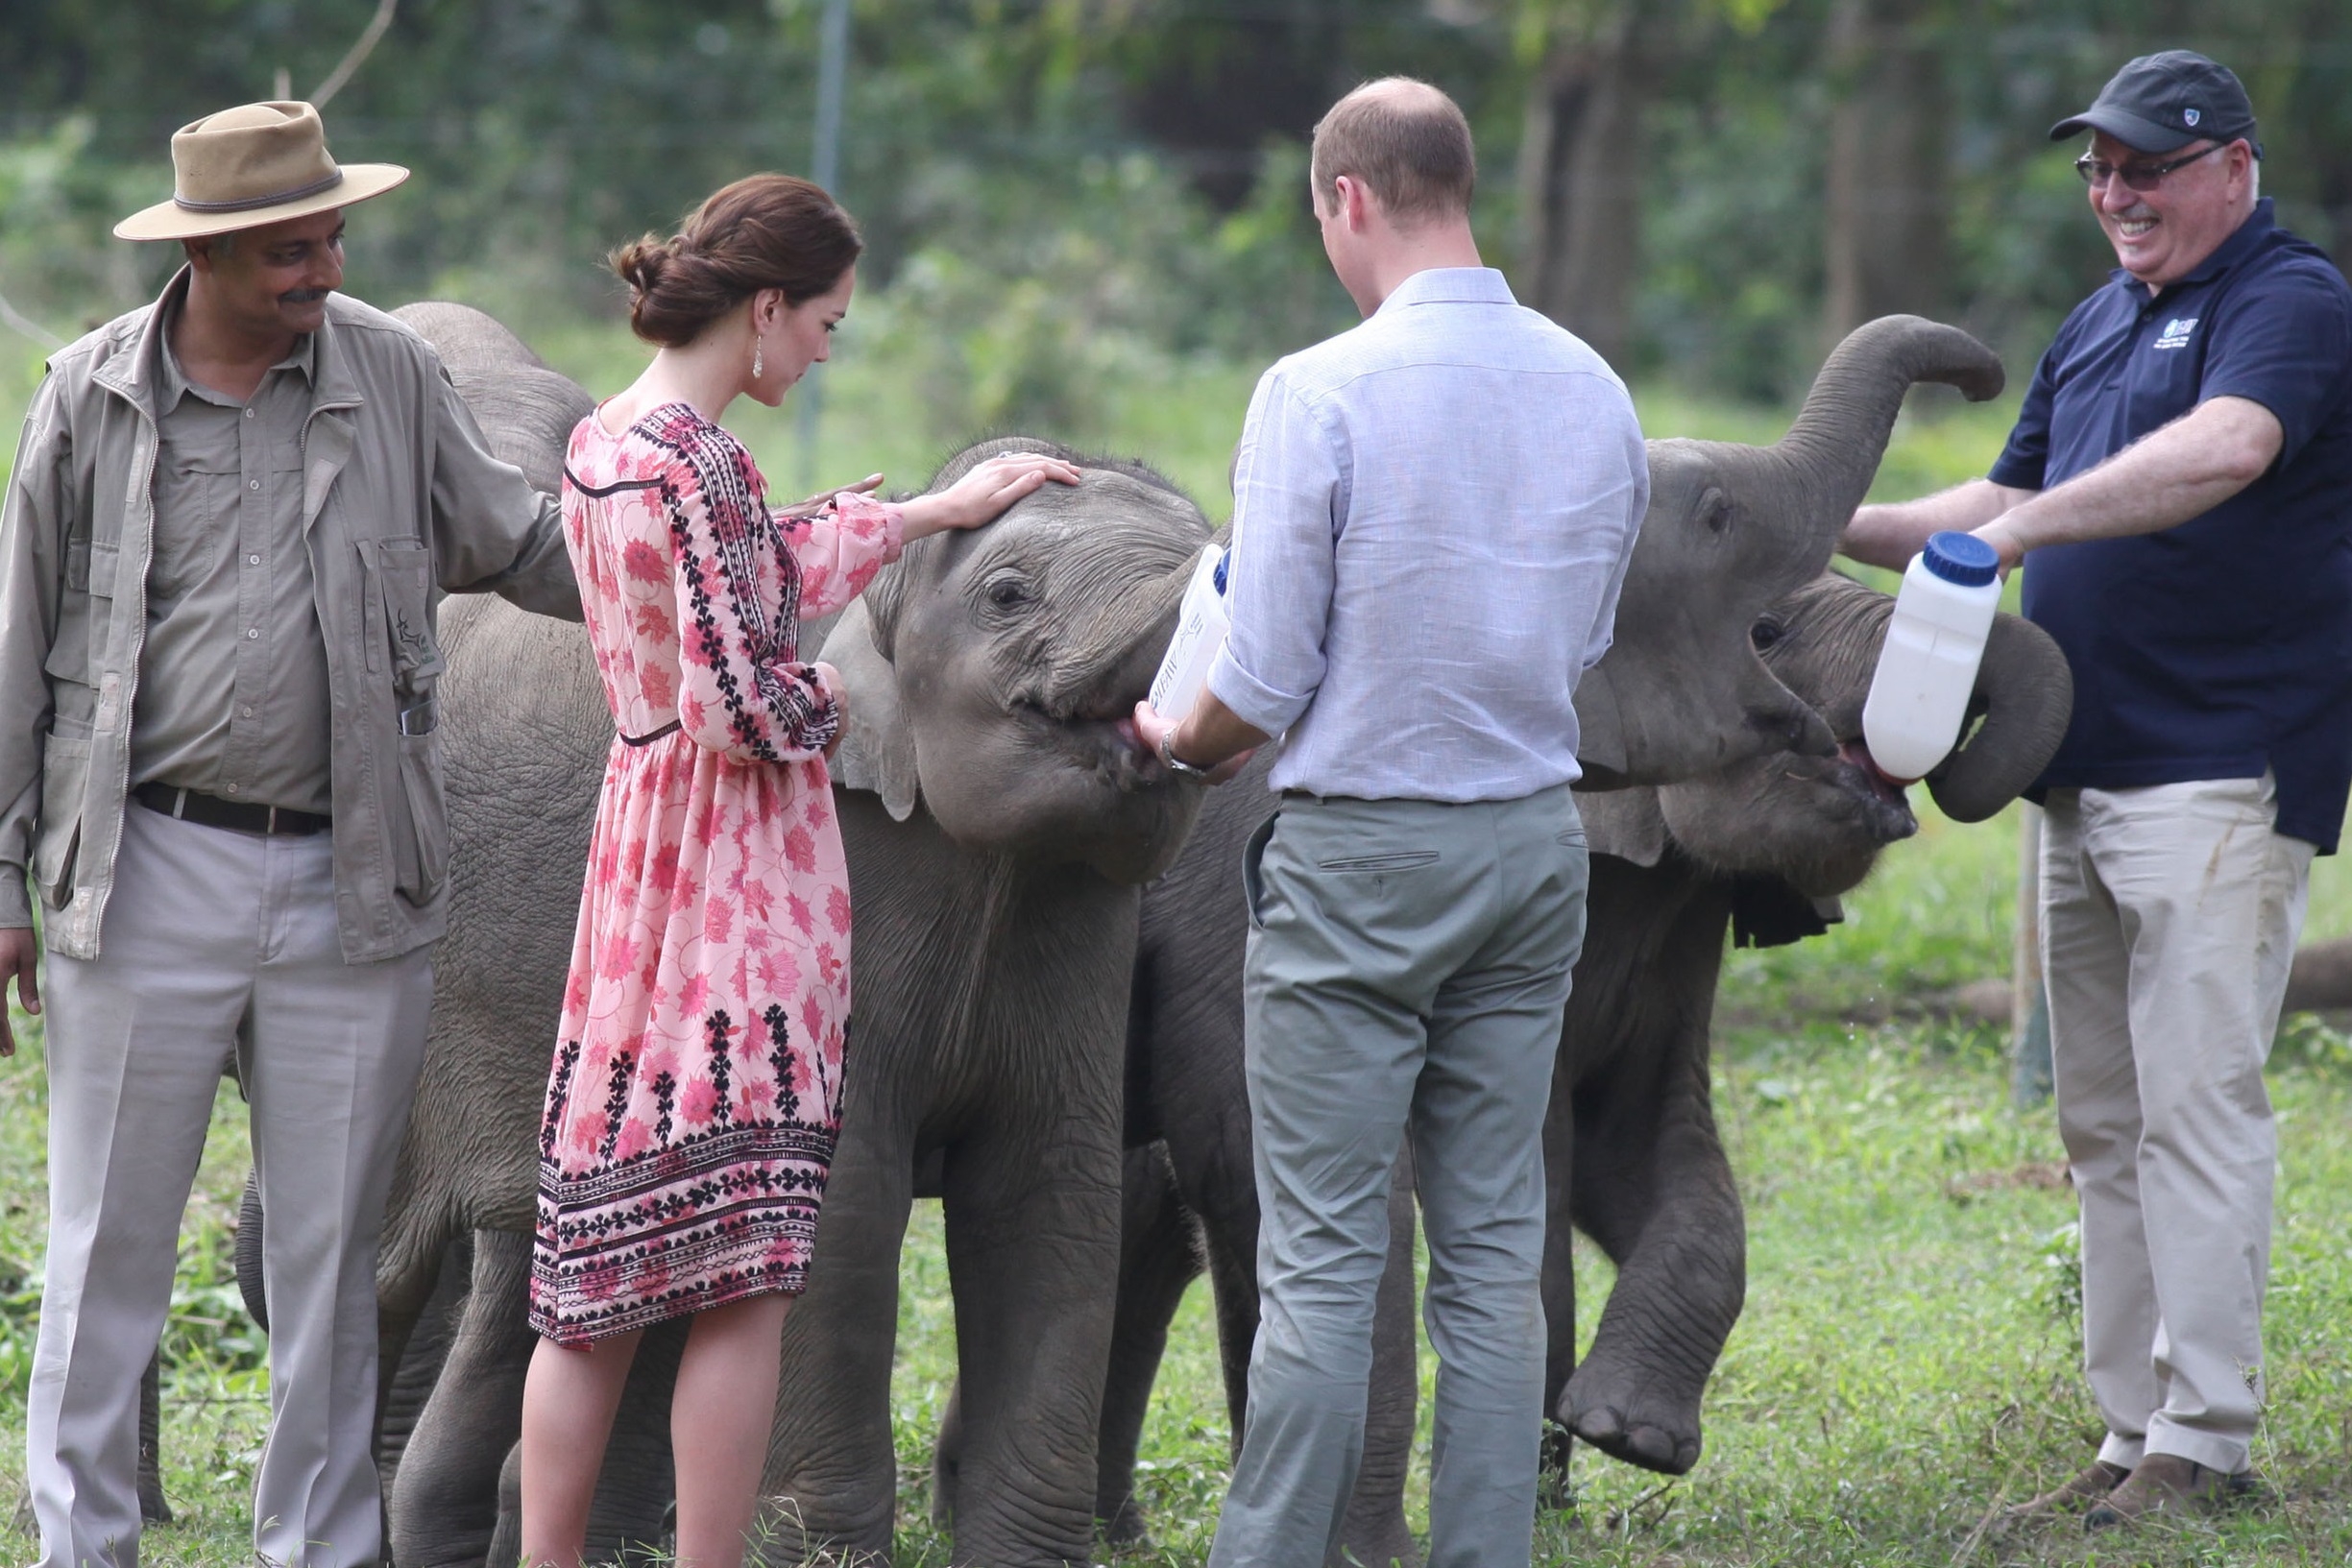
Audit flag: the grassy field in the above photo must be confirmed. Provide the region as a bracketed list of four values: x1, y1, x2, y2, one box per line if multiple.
[5, 319, 2352, 1565]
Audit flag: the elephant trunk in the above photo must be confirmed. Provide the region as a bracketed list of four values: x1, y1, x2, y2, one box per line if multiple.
[1041, 553, 1194, 721]
[1925, 612, 2074, 824]
[1763, 315, 2008, 572]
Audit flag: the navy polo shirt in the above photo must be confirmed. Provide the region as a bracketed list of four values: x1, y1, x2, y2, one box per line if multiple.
[1991, 200, 2352, 851]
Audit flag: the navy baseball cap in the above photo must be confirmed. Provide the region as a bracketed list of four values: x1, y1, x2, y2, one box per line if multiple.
[2049, 50, 2260, 156]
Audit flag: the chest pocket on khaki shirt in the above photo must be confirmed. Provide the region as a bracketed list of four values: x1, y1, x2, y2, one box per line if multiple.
[150, 460, 233, 602]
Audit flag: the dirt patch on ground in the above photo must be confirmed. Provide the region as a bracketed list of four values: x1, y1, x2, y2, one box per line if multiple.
[1945, 1160, 2071, 1202]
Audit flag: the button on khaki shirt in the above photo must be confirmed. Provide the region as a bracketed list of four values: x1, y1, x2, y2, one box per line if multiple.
[136, 313, 334, 814]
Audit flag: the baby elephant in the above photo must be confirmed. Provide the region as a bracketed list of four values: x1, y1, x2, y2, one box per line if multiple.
[1085, 569, 2071, 1563]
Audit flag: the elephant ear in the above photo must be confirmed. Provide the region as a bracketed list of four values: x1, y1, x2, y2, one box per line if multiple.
[819, 597, 919, 822]
[1573, 784, 1667, 867]
[393, 301, 592, 497]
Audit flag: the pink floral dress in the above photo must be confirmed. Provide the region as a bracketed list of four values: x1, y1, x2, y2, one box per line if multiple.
[531, 400, 902, 1344]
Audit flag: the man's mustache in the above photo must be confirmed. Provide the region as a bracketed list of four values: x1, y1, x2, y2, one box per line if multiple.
[279, 287, 332, 304]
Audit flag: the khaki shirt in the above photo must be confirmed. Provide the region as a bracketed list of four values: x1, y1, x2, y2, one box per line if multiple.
[0, 269, 580, 962]
[138, 314, 334, 814]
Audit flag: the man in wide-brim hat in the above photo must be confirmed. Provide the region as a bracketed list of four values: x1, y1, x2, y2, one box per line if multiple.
[0, 100, 579, 1568]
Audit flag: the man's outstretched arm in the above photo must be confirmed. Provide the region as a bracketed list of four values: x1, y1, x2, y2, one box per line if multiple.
[1972, 396, 2282, 568]
[1840, 396, 2282, 573]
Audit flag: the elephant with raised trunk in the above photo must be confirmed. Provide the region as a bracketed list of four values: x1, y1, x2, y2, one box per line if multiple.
[1096, 577, 2070, 1561]
[1090, 316, 2054, 1566]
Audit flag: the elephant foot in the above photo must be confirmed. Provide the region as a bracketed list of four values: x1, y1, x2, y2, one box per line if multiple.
[757, 1496, 893, 1568]
[1330, 1516, 1419, 1568]
[1561, 1362, 1703, 1476]
[1097, 1492, 1151, 1554]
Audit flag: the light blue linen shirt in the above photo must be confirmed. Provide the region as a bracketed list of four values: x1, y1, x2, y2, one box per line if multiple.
[1205, 266, 1647, 802]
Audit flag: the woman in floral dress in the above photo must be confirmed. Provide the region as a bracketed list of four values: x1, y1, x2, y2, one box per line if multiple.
[517, 174, 1078, 1568]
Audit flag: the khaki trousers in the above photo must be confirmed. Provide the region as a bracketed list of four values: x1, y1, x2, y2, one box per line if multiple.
[2040, 776, 2312, 1476]
[1209, 785, 1587, 1568]
[28, 805, 432, 1568]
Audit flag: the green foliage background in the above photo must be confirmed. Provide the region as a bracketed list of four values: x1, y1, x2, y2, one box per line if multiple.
[6, 3, 2352, 1563]
[5, 0, 2349, 420]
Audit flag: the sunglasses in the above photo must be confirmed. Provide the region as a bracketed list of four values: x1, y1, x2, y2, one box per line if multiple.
[2073, 140, 2227, 191]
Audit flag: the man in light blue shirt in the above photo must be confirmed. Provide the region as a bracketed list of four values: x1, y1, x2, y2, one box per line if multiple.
[1133, 76, 1646, 1568]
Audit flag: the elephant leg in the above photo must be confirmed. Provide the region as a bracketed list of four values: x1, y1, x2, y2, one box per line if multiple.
[1538, 1046, 1580, 1496]
[1173, 1132, 1260, 1453]
[1560, 1006, 1744, 1477]
[1337, 1154, 1420, 1568]
[392, 1230, 535, 1568]
[137, 1350, 170, 1525]
[489, 1441, 523, 1568]
[932, 1380, 967, 1532]
[237, 1169, 269, 1331]
[1092, 1142, 1204, 1548]
[937, 1112, 1123, 1568]
[379, 1232, 475, 1499]
[760, 1100, 918, 1563]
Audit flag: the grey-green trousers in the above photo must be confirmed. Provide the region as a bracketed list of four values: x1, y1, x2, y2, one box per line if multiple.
[1208, 784, 1588, 1568]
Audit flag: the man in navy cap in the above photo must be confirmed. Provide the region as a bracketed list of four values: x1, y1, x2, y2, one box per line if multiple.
[1844, 51, 2352, 1527]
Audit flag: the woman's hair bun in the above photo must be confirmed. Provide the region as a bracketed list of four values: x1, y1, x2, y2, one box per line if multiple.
[607, 176, 863, 350]
[612, 234, 675, 300]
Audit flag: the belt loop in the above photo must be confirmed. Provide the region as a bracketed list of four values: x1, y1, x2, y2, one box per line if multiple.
[171, 787, 187, 820]
[266, 805, 279, 835]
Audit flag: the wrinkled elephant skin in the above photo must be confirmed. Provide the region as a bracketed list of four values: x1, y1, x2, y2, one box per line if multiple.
[348, 304, 1216, 1568]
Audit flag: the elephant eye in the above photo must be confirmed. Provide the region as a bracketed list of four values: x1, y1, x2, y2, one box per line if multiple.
[1750, 619, 1783, 651]
[981, 572, 1033, 614]
[1697, 487, 1733, 535]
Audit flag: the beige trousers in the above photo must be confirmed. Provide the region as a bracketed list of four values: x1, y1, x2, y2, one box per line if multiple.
[28, 805, 432, 1568]
[2040, 775, 2312, 1475]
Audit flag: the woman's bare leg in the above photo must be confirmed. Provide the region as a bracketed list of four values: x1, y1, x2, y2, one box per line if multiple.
[672, 1292, 793, 1568]
[520, 1326, 644, 1567]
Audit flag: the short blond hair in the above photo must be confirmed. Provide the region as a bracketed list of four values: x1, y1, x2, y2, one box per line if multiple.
[1310, 78, 1476, 225]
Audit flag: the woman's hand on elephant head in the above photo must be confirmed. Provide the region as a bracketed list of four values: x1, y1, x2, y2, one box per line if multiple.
[900, 452, 1083, 540]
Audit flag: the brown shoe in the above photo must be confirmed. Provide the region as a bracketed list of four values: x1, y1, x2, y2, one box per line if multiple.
[2002, 1458, 2129, 1522]
[2083, 1453, 2261, 1528]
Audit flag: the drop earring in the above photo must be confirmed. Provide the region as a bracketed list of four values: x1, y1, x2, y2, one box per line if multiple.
[752, 339, 764, 381]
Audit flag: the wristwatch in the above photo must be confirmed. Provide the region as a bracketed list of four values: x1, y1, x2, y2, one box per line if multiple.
[1158, 728, 1216, 780]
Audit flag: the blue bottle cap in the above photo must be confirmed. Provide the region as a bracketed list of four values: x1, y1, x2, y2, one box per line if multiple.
[1921, 531, 2000, 588]
[1213, 547, 1230, 595]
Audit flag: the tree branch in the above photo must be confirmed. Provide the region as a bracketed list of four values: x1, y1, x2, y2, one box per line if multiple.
[311, 0, 397, 108]
[0, 287, 63, 350]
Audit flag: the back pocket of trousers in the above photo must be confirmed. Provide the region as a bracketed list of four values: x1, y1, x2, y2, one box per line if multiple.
[1316, 850, 1439, 873]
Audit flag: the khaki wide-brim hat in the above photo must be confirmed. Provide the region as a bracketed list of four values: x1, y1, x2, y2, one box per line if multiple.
[114, 100, 408, 242]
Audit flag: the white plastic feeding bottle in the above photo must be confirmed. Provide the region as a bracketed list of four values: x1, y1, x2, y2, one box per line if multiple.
[1148, 543, 1232, 722]
[1860, 530, 2002, 784]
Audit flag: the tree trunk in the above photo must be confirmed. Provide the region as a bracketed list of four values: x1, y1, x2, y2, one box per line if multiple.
[1822, 0, 1950, 348]
[1518, 7, 1647, 370]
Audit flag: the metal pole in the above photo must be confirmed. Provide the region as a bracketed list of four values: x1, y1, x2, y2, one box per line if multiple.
[2011, 802, 2053, 1109]
[797, 0, 850, 495]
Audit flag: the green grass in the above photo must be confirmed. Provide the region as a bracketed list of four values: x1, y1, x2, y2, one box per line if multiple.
[7, 316, 2352, 1563]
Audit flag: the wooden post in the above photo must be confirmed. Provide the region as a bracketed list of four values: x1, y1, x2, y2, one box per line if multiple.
[797, 0, 851, 494]
[2012, 802, 2052, 1108]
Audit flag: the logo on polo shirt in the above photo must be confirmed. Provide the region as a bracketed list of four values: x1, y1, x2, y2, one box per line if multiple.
[2153, 317, 2199, 350]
